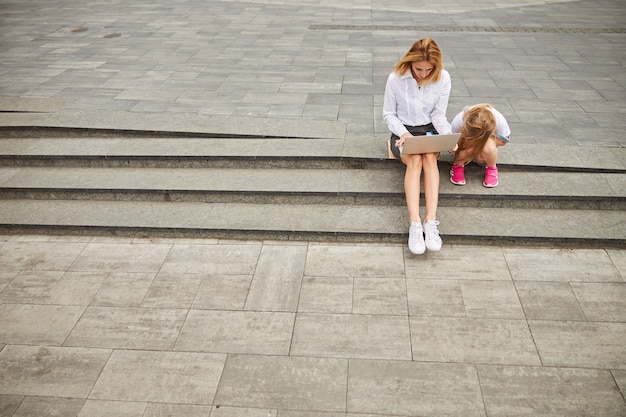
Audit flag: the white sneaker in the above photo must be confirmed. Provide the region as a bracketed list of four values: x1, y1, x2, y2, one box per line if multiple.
[408, 222, 425, 254]
[423, 220, 442, 251]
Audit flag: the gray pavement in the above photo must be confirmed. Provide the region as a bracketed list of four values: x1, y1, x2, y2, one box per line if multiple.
[1, 0, 626, 147]
[0, 235, 625, 416]
[1, 0, 626, 416]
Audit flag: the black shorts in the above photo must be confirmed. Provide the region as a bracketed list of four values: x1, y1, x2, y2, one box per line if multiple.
[389, 123, 438, 162]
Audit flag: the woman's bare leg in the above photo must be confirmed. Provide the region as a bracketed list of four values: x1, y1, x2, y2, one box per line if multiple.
[401, 153, 423, 223]
[422, 152, 440, 221]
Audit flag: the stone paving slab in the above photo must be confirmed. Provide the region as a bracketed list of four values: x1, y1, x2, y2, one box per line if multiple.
[0, 345, 112, 398]
[347, 360, 485, 417]
[503, 247, 624, 282]
[244, 244, 307, 312]
[215, 354, 348, 412]
[0, 304, 85, 346]
[410, 316, 541, 365]
[174, 310, 295, 355]
[529, 320, 626, 369]
[478, 365, 626, 417]
[407, 279, 524, 317]
[291, 313, 412, 360]
[64, 306, 187, 350]
[89, 350, 226, 405]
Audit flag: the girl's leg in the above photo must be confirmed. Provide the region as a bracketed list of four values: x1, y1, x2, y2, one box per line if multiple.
[450, 147, 473, 186]
[476, 139, 500, 187]
[476, 139, 499, 167]
[401, 153, 423, 223]
[453, 152, 473, 166]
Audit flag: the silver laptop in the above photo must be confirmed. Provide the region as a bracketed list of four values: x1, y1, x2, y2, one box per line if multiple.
[401, 133, 460, 155]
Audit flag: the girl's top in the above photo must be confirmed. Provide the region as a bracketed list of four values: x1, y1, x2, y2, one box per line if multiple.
[450, 105, 511, 143]
[383, 69, 452, 138]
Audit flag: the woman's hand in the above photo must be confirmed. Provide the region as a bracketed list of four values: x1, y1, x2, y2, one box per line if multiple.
[395, 132, 413, 148]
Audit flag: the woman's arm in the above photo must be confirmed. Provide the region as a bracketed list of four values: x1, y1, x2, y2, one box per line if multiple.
[382, 73, 410, 138]
[430, 71, 452, 135]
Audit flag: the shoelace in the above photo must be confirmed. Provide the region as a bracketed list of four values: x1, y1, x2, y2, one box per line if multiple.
[409, 222, 423, 242]
[424, 220, 440, 236]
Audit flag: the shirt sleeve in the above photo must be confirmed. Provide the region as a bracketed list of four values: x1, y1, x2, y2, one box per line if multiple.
[382, 73, 410, 138]
[492, 107, 511, 139]
[430, 70, 452, 135]
[450, 110, 464, 133]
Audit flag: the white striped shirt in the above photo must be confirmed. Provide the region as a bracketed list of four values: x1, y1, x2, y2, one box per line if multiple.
[383, 69, 452, 137]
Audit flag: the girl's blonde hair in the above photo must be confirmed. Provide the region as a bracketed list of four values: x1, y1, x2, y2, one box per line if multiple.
[455, 104, 497, 161]
[394, 38, 443, 85]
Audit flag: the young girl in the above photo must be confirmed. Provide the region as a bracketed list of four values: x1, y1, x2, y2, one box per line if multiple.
[383, 38, 452, 254]
[449, 104, 511, 187]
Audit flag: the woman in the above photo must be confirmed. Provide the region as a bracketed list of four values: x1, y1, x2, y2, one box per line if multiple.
[449, 104, 511, 188]
[383, 38, 452, 255]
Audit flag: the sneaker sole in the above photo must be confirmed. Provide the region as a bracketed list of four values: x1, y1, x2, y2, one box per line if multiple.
[483, 181, 499, 188]
[408, 239, 426, 254]
[409, 247, 426, 255]
[450, 178, 466, 185]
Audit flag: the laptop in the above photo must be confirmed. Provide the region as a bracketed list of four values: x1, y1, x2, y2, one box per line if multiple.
[401, 133, 460, 155]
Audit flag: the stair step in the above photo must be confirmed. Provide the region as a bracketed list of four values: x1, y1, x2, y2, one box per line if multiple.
[0, 166, 623, 209]
[1, 136, 625, 172]
[0, 199, 622, 246]
[1, 131, 623, 246]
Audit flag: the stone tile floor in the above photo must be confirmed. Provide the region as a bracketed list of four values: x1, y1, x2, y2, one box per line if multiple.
[0, 234, 624, 416]
[0, 0, 625, 413]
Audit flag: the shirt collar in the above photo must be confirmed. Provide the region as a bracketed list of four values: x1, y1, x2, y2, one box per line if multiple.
[400, 71, 414, 80]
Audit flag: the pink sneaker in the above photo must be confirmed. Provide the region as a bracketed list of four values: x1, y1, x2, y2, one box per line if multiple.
[483, 166, 499, 187]
[450, 164, 466, 185]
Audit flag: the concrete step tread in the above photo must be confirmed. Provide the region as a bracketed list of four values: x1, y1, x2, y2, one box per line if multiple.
[0, 199, 623, 243]
[0, 110, 348, 139]
[1, 136, 625, 171]
[0, 166, 624, 199]
[0, 136, 345, 159]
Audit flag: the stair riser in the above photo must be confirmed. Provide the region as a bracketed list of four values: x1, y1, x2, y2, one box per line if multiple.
[1, 190, 623, 210]
[1, 157, 623, 174]
[0, 156, 394, 170]
[0, 224, 622, 249]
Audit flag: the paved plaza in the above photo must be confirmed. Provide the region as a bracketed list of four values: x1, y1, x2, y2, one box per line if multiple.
[0, 0, 625, 416]
[0, 235, 624, 416]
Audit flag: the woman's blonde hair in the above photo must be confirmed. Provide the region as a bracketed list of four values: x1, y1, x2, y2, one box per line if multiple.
[455, 104, 497, 161]
[394, 38, 443, 85]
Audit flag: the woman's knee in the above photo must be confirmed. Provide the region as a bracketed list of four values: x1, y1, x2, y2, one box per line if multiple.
[422, 152, 439, 167]
[403, 154, 423, 168]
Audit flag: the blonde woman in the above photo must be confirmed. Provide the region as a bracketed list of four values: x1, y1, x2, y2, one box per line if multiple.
[383, 38, 452, 254]
[450, 104, 511, 187]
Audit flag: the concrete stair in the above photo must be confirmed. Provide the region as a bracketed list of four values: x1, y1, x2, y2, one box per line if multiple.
[0, 129, 624, 247]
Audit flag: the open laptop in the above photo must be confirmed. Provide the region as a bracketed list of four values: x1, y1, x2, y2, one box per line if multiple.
[401, 133, 460, 155]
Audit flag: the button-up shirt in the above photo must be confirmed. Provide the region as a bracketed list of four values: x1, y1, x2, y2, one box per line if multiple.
[383, 69, 452, 138]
